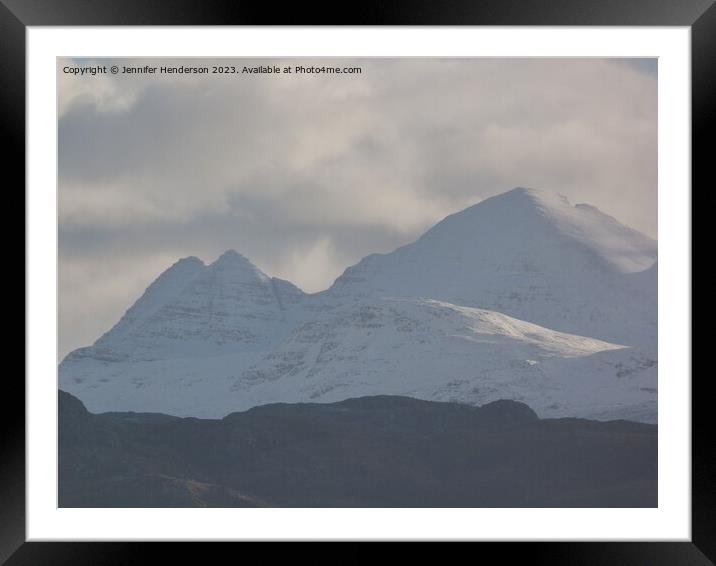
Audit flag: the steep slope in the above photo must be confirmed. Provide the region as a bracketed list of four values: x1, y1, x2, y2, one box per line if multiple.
[59, 390, 658, 508]
[328, 188, 657, 350]
[62, 250, 305, 364]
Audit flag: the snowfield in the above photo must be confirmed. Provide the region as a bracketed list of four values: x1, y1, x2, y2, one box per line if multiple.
[60, 188, 658, 422]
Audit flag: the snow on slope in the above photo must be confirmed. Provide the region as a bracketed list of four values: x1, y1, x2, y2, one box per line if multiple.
[328, 187, 657, 350]
[231, 298, 655, 422]
[60, 297, 656, 422]
[59, 187, 658, 422]
[64, 250, 305, 364]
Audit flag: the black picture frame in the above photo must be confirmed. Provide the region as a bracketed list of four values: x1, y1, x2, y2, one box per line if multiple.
[6, 0, 707, 563]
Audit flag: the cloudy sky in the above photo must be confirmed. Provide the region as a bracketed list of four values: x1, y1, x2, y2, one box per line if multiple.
[58, 57, 657, 360]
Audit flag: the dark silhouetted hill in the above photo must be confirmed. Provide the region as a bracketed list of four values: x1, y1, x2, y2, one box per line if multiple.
[59, 390, 656, 508]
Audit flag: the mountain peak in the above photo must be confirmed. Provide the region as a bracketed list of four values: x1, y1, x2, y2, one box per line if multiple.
[175, 255, 205, 267]
[501, 186, 548, 198]
[210, 249, 270, 280]
[472, 186, 572, 213]
[214, 249, 252, 264]
[327, 186, 656, 348]
[414, 187, 575, 247]
[421, 187, 655, 271]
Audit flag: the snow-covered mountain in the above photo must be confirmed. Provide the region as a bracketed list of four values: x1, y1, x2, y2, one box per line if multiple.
[59, 188, 658, 422]
[64, 250, 305, 363]
[328, 188, 657, 350]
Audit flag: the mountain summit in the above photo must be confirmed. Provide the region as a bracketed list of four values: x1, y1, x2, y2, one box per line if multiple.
[60, 187, 657, 421]
[328, 187, 656, 348]
[66, 250, 305, 364]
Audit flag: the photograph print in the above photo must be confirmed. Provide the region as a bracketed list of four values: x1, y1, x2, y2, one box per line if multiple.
[58, 57, 658, 508]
